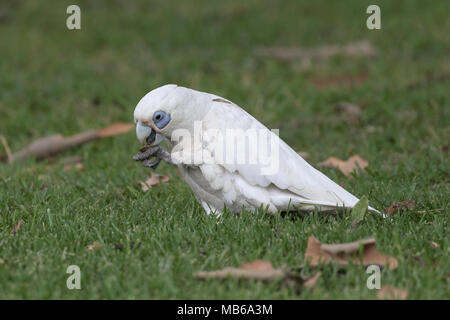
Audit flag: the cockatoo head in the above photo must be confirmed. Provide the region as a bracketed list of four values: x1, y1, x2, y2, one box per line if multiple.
[133, 84, 180, 146]
[133, 84, 184, 146]
[134, 84, 218, 146]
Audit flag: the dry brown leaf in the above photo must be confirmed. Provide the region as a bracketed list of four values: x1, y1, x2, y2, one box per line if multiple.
[195, 260, 309, 287]
[87, 241, 101, 251]
[303, 272, 322, 290]
[385, 200, 415, 215]
[11, 219, 23, 236]
[417, 208, 442, 215]
[241, 259, 274, 271]
[60, 156, 82, 165]
[318, 155, 368, 176]
[312, 73, 367, 89]
[333, 102, 362, 124]
[0, 134, 12, 164]
[139, 173, 170, 191]
[377, 285, 409, 300]
[429, 241, 439, 250]
[297, 151, 310, 161]
[194, 260, 305, 286]
[194, 260, 286, 282]
[255, 41, 376, 61]
[6, 123, 134, 163]
[63, 162, 84, 172]
[304, 236, 398, 270]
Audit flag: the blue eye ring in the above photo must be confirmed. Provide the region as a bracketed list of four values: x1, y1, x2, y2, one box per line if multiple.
[153, 110, 170, 129]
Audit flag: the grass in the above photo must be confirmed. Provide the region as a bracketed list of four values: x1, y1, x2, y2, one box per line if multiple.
[0, 0, 448, 299]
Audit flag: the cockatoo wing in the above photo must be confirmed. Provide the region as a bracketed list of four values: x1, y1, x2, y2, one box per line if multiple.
[176, 91, 380, 214]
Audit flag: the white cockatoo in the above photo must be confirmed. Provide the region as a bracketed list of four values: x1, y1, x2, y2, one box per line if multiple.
[134, 84, 380, 216]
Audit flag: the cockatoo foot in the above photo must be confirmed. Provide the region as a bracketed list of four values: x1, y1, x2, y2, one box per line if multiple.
[141, 158, 161, 169]
[133, 145, 160, 161]
[133, 145, 176, 169]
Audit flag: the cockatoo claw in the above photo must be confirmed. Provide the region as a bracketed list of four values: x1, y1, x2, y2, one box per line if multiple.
[141, 158, 161, 169]
[133, 145, 160, 161]
[133, 145, 176, 169]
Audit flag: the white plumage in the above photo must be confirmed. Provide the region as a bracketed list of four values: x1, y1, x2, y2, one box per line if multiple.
[134, 84, 380, 215]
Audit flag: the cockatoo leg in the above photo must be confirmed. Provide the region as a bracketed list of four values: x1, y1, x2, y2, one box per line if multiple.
[201, 201, 222, 217]
[155, 147, 176, 166]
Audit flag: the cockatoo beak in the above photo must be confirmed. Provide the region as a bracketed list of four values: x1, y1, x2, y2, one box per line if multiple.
[136, 122, 163, 146]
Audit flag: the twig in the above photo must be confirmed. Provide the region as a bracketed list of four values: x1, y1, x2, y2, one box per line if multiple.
[5, 123, 134, 163]
[0, 135, 12, 164]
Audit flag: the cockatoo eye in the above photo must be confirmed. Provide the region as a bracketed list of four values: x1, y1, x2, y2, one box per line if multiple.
[153, 110, 170, 129]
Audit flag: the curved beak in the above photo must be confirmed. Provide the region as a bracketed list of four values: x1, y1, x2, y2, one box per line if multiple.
[136, 122, 163, 146]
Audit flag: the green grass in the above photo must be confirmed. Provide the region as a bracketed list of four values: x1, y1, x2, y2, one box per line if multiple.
[0, 0, 448, 299]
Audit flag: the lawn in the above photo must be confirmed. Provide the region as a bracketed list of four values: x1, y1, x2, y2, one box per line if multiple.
[0, 0, 448, 299]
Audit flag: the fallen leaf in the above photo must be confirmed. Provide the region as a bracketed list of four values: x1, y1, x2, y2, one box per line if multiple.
[0, 134, 12, 164]
[304, 236, 398, 270]
[255, 40, 376, 61]
[416, 208, 442, 214]
[318, 155, 368, 176]
[11, 219, 23, 236]
[87, 241, 101, 251]
[60, 155, 82, 165]
[429, 241, 439, 250]
[6, 123, 134, 163]
[333, 102, 362, 124]
[385, 200, 415, 215]
[297, 151, 310, 161]
[351, 196, 369, 223]
[377, 285, 409, 300]
[0, 258, 4, 264]
[241, 259, 274, 271]
[63, 162, 84, 172]
[194, 260, 301, 284]
[139, 173, 170, 191]
[311, 73, 367, 89]
[303, 272, 322, 290]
